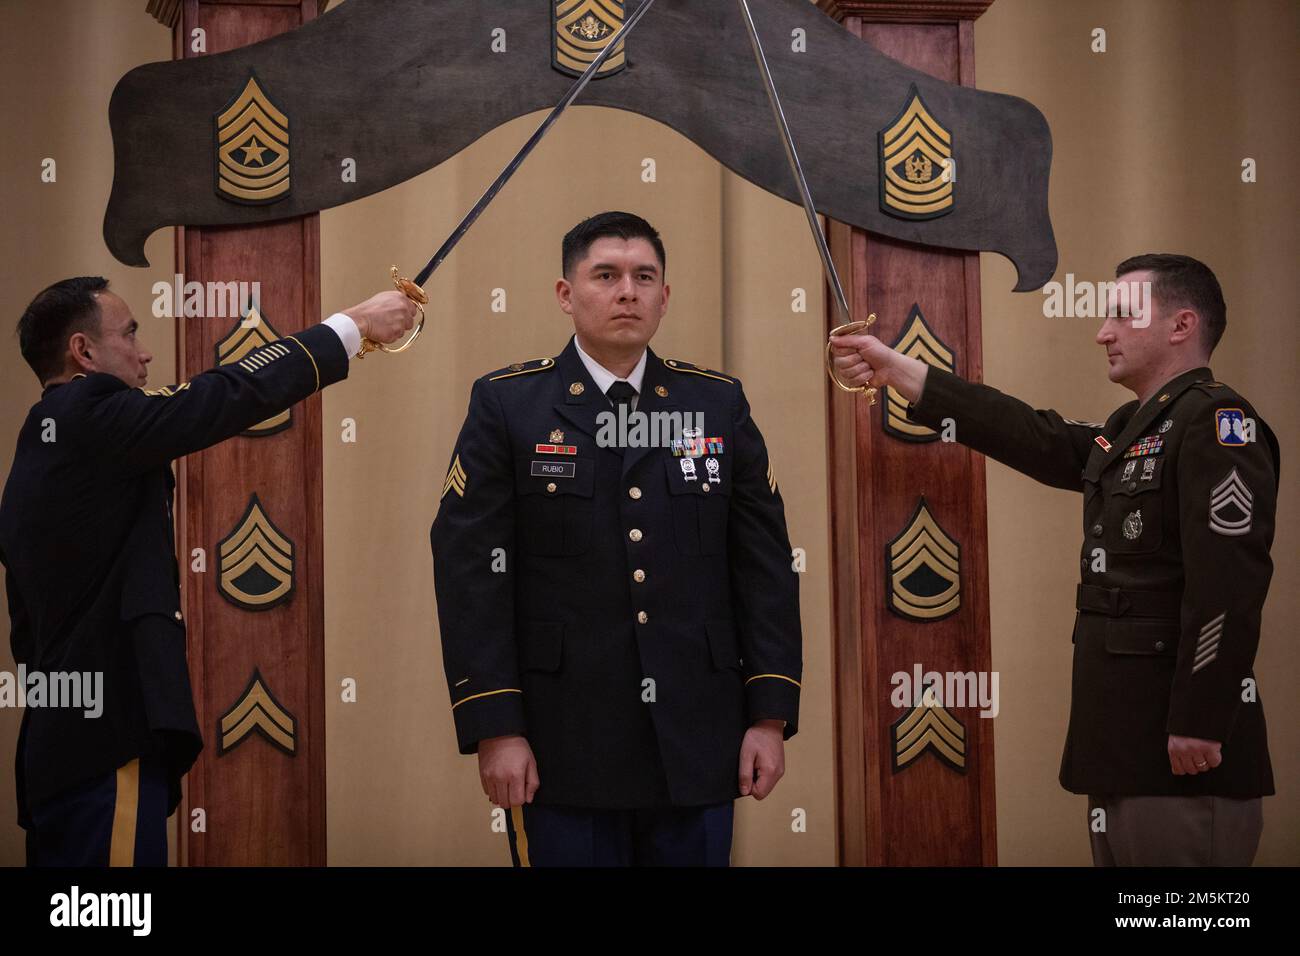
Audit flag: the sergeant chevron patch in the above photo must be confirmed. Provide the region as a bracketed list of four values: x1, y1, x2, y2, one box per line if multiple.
[442, 454, 468, 499]
[218, 668, 297, 756]
[887, 497, 961, 621]
[1192, 613, 1225, 674]
[217, 306, 291, 436]
[892, 701, 966, 772]
[1209, 467, 1253, 536]
[217, 494, 295, 611]
[766, 461, 777, 495]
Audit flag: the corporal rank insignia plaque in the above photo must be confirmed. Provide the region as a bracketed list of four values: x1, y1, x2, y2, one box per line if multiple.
[879, 83, 953, 220]
[218, 668, 298, 756]
[886, 497, 961, 622]
[217, 494, 296, 611]
[216, 307, 291, 436]
[553, 0, 626, 79]
[884, 305, 955, 442]
[215, 73, 290, 204]
[892, 701, 967, 773]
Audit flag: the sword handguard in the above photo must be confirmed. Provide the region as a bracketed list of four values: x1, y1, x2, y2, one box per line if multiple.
[826, 316, 878, 404]
[357, 266, 429, 358]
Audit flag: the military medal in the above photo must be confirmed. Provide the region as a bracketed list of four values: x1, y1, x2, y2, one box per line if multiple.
[1121, 460, 1136, 481]
[706, 436, 725, 454]
[706, 457, 721, 483]
[1123, 435, 1163, 458]
[681, 458, 698, 481]
[1141, 459, 1156, 481]
[1122, 510, 1143, 540]
[1159, 418, 1173, 434]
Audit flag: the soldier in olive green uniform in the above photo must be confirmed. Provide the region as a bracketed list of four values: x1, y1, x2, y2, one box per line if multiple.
[830, 254, 1278, 866]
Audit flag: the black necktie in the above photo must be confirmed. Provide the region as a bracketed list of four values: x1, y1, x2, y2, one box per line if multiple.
[606, 380, 637, 410]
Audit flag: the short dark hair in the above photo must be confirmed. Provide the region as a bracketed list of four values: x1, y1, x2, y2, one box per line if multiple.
[17, 276, 110, 383]
[562, 211, 665, 279]
[1115, 253, 1226, 353]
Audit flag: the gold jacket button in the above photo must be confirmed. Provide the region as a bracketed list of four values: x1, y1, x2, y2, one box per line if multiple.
[701, 483, 710, 492]
[174, 611, 183, 621]
[629, 528, 643, 543]
[547, 482, 557, 493]
[1092, 524, 1103, 537]
[628, 486, 642, 500]
[633, 569, 646, 583]
[637, 611, 649, 624]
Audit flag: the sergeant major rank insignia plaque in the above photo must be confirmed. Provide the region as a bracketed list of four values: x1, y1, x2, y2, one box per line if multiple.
[553, 0, 627, 79]
[879, 83, 953, 220]
[215, 72, 290, 204]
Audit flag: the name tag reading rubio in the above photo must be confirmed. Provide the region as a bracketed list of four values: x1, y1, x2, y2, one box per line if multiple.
[531, 461, 576, 479]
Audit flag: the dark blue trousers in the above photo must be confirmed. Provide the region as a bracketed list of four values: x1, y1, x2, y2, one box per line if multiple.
[26, 758, 169, 867]
[505, 801, 735, 866]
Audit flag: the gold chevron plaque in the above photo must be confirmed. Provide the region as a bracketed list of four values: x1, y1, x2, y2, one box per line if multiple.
[884, 304, 955, 443]
[218, 668, 297, 756]
[215, 73, 290, 204]
[879, 83, 953, 220]
[217, 494, 295, 611]
[442, 454, 468, 500]
[892, 701, 967, 772]
[886, 497, 961, 622]
[216, 306, 290, 436]
[553, 0, 626, 79]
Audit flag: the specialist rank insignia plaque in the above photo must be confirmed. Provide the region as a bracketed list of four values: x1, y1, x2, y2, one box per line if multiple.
[215, 73, 291, 204]
[553, 0, 626, 79]
[879, 83, 953, 221]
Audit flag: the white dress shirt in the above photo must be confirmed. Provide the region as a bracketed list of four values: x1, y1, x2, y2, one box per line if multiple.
[323, 312, 362, 358]
[574, 336, 647, 411]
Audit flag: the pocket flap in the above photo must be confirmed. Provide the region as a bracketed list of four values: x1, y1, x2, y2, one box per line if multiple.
[1104, 620, 1178, 656]
[516, 458, 594, 497]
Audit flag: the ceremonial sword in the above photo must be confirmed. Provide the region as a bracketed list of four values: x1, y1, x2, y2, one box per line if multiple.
[364, 0, 660, 357]
[736, 0, 877, 402]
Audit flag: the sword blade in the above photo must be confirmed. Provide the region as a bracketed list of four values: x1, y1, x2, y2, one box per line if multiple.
[737, 0, 852, 325]
[414, 0, 658, 287]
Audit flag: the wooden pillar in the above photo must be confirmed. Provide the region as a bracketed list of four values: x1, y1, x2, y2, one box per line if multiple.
[819, 0, 998, 866]
[155, 0, 330, 866]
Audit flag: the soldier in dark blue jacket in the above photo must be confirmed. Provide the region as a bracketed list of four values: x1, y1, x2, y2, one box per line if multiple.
[432, 212, 802, 866]
[0, 276, 417, 866]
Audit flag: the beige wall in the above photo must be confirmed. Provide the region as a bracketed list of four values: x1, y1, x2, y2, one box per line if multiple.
[0, 0, 1294, 866]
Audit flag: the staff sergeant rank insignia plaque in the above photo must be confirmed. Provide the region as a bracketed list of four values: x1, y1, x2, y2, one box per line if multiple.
[553, 0, 627, 79]
[215, 73, 291, 204]
[879, 83, 953, 221]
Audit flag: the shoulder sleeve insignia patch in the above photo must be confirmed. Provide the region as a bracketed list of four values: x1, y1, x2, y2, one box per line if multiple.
[1209, 467, 1253, 536]
[1215, 408, 1248, 446]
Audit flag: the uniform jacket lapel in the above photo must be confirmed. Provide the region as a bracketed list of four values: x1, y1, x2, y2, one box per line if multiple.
[621, 347, 677, 478]
[552, 336, 606, 447]
[1084, 367, 1211, 483]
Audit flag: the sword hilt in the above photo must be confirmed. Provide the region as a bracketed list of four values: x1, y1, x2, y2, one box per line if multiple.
[826, 315, 878, 404]
[357, 266, 429, 358]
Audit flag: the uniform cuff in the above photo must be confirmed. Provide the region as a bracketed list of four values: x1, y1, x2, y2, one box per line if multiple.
[452, 688, 527, 754]
[323, 312, 363, 359]
[908, 366, 962, 430]
[745, 675, 801, 740]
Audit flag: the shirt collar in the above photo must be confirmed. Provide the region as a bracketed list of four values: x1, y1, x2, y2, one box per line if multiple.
[573, 336, 647, 399]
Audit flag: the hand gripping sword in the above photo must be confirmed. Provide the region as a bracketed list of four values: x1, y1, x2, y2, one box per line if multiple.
[363, 0, 660, 357]
[736, 0, 876, 402]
